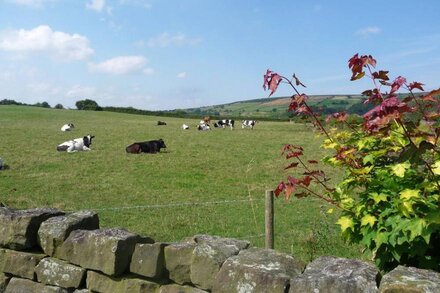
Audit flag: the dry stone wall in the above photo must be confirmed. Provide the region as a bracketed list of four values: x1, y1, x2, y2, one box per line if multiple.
[0, 206, 439, 293]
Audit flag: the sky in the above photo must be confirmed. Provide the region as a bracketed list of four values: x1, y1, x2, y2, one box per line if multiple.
[0, 0, 439, 111]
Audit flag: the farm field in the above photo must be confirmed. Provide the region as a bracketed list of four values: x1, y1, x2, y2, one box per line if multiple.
[0, 105, 367, 263]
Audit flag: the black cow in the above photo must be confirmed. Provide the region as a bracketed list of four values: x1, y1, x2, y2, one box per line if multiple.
[157, 121, 167, 126]
[126, 139, 167, 154]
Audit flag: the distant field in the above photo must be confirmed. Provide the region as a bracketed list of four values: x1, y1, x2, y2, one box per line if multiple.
[0, 105, 366, 263]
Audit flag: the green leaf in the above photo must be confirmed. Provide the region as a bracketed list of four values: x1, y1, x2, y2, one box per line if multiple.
[337, 216, 355, 232]
[391, 162, 410, 178]
[370, 192, 388, 204]
[432, 161, 440, 175]
[408, 218, 427, 242]
[361, 214, 377, 227]
[400, 189, 420, 201]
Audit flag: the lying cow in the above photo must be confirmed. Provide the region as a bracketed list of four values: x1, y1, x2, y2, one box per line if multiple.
[197, 123, 211, 131]
[57, 135, 95, 152]
[182, 124, 190, 130]
[214, 119, 234, 130]
[126, 139, 167, 154]
[157, 121, 167, 126]
[61, 123, 75, 132]
[242, 120, 256, 129]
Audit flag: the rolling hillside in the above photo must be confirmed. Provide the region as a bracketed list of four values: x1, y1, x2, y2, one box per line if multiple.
[180, 94, 370, 120]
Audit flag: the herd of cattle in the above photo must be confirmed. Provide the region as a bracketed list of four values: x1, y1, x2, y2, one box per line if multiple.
[56, 118, 256, 154]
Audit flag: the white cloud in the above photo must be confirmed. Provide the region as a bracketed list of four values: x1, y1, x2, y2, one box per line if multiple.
[0, 25, 94, 61]
[89, 55, 154, 75]
[177, 72, 187, 78]
[86, 0, 105, 12]
[356, 26, 381, 37]
[148, 32, 201, 47]
[5, 0, 55, 8]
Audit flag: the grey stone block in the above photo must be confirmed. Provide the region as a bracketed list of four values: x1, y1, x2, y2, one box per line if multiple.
[58, 228, 154, 276]
[159, 283, 208, 293]
[130, 242, 168, 278]
[35, 257, 86, 289]
[86, 270, 160, 292]
[212, 247, 304, 293]
[379, 265, 440, 293]
[164, 242, 197, 285]
[5, 277, 69, 293]
[3, 250, 46, 280]
[38, 210, 99, 257]
[0, 207, 63, 250]
[290, 256, 379, 293]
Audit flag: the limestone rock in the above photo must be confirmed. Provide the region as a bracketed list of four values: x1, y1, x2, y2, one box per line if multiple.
[159, 283, 208, 293]
[1, 273, 11, 293]
[86, 270, 160, 292]
[191, 234, 250, 250]
[212, 247, 304, 293]
[130, 242, 168, 278]
[5, 277, 69, 293]
[0, 248, 6, 272]
[165, 242, 197, 285]
[58, 228, 154, 276]
[0, 207, 64, 250]
[190, 240, 241, 290]
[35, 257, 86, 289]
[38, 210, 99, 257]
[3, 250, 46, 280]
[290, 256, 379, 293]
[379, 265, 440, 293]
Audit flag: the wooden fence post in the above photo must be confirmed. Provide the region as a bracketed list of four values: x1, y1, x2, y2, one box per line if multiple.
[265, 190, 274, 249]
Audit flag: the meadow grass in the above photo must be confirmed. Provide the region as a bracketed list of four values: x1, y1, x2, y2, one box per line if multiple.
[0, 105, 366, 263]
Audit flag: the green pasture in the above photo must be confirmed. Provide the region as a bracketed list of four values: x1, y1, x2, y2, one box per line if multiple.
[0, 105, 366, 263]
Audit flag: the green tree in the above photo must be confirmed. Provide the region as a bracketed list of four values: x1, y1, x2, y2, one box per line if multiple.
[76, 99, 102, 111]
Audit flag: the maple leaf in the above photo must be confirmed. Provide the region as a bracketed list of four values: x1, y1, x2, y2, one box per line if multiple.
[274, 182, 285, 197]
[391, 162, 410, 178]
[307, 160, 318, 164]
[337, 216, 355, 232]
[408, 81, 424, 91]
[372, 70, 389, 81]
[293, 74, 306, 87]
[263, 69, 282, 97]
[284, 162, 299, 170]
[326, 112, 348, 123]
[400, 189, 420, 201]
[361, 214, 377, 227]
[299, 175, 312, 187]
[431, 161, 440, 175]
[390, 76, 407, 94]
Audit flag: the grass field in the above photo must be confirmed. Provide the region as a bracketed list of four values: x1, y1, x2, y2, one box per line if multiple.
[0, 105, 367, 263]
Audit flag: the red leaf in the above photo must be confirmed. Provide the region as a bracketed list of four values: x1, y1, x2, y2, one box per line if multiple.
[274, 182, 285, 197]
[286, 151, 303, 159]
[390, 76, 407, 94]
[293, 74, 306, 87]
[408, 81, 424, 91]
[299, 175, 312, 187]
[285, 184, 295, 200]
[263, 69, 282, 97]
[308, 160, 318, 164]
[284, 162, 299, 170]
[372, 70, 389, 81]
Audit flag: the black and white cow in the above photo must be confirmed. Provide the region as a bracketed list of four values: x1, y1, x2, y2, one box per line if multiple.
[126, 139, 167, 154]
[215, 119, 234, 130]
[197, 122, 211, 131]
[61, 123, 75, 132]
[57, 135, 95, 152]
[242, 120, 256, 129]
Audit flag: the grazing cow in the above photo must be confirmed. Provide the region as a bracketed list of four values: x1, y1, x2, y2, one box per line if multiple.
[157, 121, 167, 126]
[182, 124, 190, 130]
[57, 135, 95, 152]
[197, 123, 211, 131]
[215, 119, 234, 130]
[242, 120, 256, 129]
[126, 139, 167, 154]
[61, 123, 75, 132]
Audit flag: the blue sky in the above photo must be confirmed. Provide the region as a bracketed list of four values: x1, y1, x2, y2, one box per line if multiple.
[0, 0, 439, 110]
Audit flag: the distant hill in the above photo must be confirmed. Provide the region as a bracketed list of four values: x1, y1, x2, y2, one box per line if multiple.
[178, 94, 371, 120]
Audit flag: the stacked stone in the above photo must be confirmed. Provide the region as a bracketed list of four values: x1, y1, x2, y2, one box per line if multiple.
[1, 206, 440, 293]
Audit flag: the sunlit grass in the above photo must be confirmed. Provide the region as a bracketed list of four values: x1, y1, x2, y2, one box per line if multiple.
[0, 105, 366, 263]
